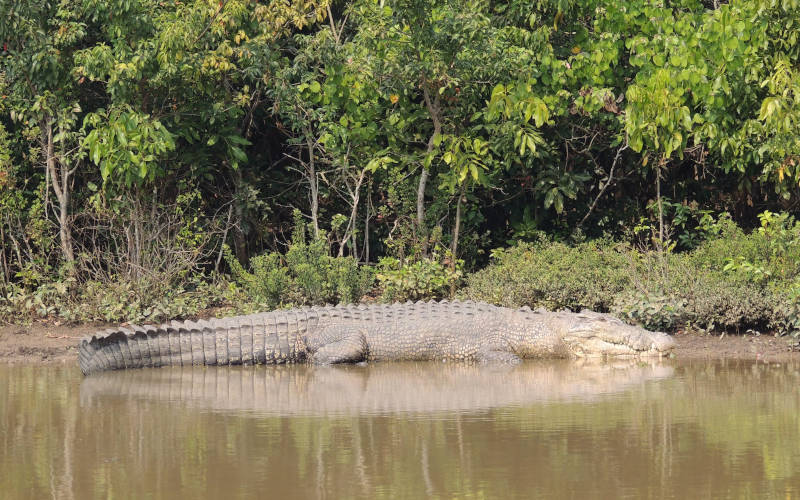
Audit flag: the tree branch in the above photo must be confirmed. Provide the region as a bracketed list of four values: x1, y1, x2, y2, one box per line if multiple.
[579, 139, 629, 227]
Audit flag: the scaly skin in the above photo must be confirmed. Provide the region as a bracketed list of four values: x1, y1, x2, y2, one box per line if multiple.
[78, 300, 675, 375]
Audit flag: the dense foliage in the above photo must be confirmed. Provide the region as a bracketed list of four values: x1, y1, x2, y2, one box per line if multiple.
[464, 212, 800, 335]
[0, 0, 798, 333]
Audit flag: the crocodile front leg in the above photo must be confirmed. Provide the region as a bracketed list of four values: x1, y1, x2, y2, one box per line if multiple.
[309, 325, 368, 364]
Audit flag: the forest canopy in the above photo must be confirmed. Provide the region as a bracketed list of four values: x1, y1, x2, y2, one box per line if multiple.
[0, 0, 799, 327]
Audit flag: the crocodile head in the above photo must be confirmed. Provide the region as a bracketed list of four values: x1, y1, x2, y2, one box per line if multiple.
[557, 310, 675, 358]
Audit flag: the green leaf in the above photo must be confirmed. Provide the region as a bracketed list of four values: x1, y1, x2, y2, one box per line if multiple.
[91, 144, 101, 165]
[229, 146, 248, 163]
[491, 84, 506, 99]
[114, 123, 127, 147]
[100, 161, 112, 180]
[526, 135, 537, 154]
[227, 135, 251, 145]
[544, 188, 556, 208]
[630, 131, 644, 152]
[758, 97, 781, 121]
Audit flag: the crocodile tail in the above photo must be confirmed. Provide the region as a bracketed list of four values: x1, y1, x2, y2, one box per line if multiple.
[78, 313, 305, 375]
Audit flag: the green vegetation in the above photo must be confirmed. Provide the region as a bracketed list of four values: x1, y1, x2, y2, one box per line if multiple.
[225, 210, 374, 310]
[0, 0, 798, 337]
[464, 213, 800, 336]
[376, 244, 463, 302]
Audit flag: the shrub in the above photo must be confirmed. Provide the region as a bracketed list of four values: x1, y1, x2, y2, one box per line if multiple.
[225, 249, 290, 309]
[611, 291, 687, 332]
[667, 264, 776, 332]
[0, 189, 229, 324]
[611, 265, 776, 333]
[225, 211, 374, 309]
[70, 277, 229, 323]
[461, 239, 631, 312]
[463, 217, 797, 336]
[376, 247, 463, 302]
[770, 282, 800, 338]
[0, 275, 230, 324]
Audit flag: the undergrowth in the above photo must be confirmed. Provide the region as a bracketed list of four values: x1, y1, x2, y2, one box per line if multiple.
[2, 211, 798, 340]
[463, 212, 800, 337]
[224, 211, 374, 311]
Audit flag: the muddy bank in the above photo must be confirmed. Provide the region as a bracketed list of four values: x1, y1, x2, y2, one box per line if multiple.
[671, 330, 799, 363]
[0, 322, 104, 366]
[1, 322, 798, 366]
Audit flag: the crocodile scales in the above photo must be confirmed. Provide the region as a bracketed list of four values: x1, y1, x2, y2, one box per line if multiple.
[78, 300, 675, 375]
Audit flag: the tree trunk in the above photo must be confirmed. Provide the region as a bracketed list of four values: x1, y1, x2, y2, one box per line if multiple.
[215, 203, 235, 273]
[419, 85, 442, 255]
[450, 184, 465, 263]
[656, 159, 664, 249]
[0, 222, 8, 291]
[42, 117, 75, 266]
[306, 133, 320, 239]
[339, 169, 366, 258]
[656, 158, 667, 282]
[416, 168, 429, 232]
[231, 168, 248, 265]
[363, 180, 371, 263]
[132, 189, 143, 280]
[338, 201, 357, 258]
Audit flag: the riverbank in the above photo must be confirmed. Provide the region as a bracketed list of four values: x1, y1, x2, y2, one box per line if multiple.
[1, 321, 798, 366]
[0, 322, 100, 365]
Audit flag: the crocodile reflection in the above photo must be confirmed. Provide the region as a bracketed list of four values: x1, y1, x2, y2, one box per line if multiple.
[79, 360, 674, 416]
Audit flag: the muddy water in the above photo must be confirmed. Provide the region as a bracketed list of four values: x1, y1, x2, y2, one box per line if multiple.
[2, 361, 799, 499]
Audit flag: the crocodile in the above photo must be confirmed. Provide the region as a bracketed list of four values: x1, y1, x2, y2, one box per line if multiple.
[77, 300, 675, 375]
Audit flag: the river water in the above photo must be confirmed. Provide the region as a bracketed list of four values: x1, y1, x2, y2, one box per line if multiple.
[2, 360, 799, 499]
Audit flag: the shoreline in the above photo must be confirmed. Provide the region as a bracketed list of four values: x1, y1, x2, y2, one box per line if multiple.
[1, 322, 798, 367]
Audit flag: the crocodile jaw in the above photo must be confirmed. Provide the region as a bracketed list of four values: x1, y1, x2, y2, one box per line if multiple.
[560, 312, 675, 358]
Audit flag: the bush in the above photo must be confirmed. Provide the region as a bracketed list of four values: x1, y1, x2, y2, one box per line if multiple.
[691, 212, 800, 284]
[462, 238, 630, 312]
[770, 283, 800, 338]
[376, 247, 463, 302]
[70, 278, 229, 323]
[668, 264, 776, 332]
[692, 211, 800, 337]
[611, 265, 776, 333]
[0, 189, 230, 324]
[611, 291, 688, 332]
[0, 275, 230, 324]
[225, 211, 374, 309]
[464, 215, 799, 336]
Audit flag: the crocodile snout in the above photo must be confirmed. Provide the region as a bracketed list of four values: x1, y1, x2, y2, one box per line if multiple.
[563, 313, 675, 358]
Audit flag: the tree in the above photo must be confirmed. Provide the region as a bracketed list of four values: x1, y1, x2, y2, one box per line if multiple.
[356, 0, 503, 253]
[1, 0, 88, 267]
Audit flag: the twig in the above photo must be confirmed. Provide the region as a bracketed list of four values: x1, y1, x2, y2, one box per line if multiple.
[215, 202, 235, 273]
[579, 139, 629, 227]
[192, 0, 228, 44]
